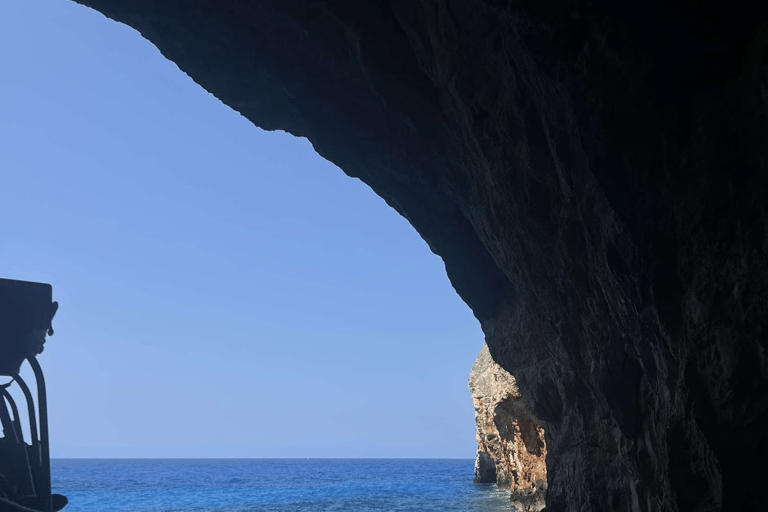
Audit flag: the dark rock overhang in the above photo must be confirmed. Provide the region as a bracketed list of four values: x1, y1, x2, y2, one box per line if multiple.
[68, 1, 768, 510]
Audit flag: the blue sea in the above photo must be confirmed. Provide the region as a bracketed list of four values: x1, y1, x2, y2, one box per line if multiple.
[51, 459, 513, 511]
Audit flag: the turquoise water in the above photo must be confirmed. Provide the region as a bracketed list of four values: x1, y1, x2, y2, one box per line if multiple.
[52, 459, 512, 511]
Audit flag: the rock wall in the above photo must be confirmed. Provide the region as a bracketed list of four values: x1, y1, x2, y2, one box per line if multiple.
[70, 1, 768, 510]
[469, 343, 546, 511]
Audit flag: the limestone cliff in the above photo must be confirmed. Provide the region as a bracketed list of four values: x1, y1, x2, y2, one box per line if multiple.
[69, 1, 768, 510]
[469, 343, 546, 511]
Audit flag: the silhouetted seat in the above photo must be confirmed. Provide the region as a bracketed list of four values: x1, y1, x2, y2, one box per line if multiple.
[0, 278, 64, 512]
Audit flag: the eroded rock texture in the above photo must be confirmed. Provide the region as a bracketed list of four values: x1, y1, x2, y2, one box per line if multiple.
[71, 1, 768, 510]
[470, 343, 547, 511]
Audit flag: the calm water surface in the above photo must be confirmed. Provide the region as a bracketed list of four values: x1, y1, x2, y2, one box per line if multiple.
[52, 459, 513, 511]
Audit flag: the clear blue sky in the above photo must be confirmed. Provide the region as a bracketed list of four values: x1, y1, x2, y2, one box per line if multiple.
[0, 0, 484, 458]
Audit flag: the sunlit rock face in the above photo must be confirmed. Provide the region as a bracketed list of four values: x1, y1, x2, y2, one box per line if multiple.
[73, 0, 768, 510]
[469, 343, 546, 511]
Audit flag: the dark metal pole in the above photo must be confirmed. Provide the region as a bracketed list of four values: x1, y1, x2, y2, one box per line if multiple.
[0, 392, 16, 440]
[1, 387, 25, 442]
[12, 374, 40, 466]
[26, 356, 51, 512]
[0, 388, 36, 496]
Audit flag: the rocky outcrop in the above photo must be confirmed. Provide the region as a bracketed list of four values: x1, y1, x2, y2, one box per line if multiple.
[470, 343, 546, 511]
[70, 1, 768, 510]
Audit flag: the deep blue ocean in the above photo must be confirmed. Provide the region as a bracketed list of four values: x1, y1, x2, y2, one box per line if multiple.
[51, 459, 513, 511]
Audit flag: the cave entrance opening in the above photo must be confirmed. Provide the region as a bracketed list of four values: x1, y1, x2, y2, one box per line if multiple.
[2, 0, 484, 463]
